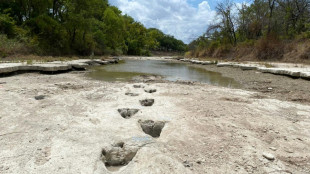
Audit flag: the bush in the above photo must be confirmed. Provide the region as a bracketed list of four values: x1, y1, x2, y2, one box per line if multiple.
[103, 47, 114, 55]
[27, 15, 70, 55]
[208, 41, 220, 54]
[300, 46, 310, 59]
[184, 51, 192, 58]
[255, 34, 284, 60]
[297, 31, 310, 40]
[141, 49, 151, 56]
[0, 34, 33, 57]
[238, 39, 255, 47]
[212, 44, 233, 58]
[0, 14, 16, 37]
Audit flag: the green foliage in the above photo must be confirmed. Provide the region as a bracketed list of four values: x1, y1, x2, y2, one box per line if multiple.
[0, 34, 33, 57]
[103, 7, 125, 54]
[297, 23, 310, 39]
[26, 59, 33, 65]
[0, 13, 17, 37]
[209, 41, 220, 52]
[189, 0, 310, 59]
[0, 0, 186, 57]
[27, 15, 70, 55]
[147, 28, 187, 52]
[125, 19, 148, 55]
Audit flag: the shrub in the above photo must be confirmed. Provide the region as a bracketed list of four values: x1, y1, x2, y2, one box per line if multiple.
[103, 47, 114, 55]
[208, 41, 220, 54]
[212, 44, 233, 58]
[184, 51, 192, 58]
[26, 59, 33, 65]
[0, 14, 16, 37]
[300, 46, 310, 59]
[0, 34, 33, 57]
[238, 39, 255, 47]
[141, 49, 151, 56]
[255, 34, 284, 60]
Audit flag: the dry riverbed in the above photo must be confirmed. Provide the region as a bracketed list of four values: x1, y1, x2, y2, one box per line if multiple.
[0, 68, 310, 173]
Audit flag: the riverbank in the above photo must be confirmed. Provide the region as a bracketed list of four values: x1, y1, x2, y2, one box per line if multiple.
[1, 57, 310, 105]
[122, 56, 310, 104]
[1, 57, 310, 173]
[1, 66, 310, 173]
[179, 59, 310, 80]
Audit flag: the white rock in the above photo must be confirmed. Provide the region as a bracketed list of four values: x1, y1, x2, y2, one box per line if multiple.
[263, 153, 275, 160]
[269, 147, 277, 151]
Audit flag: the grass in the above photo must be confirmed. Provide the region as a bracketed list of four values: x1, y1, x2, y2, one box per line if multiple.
[26, 59, 33, 65]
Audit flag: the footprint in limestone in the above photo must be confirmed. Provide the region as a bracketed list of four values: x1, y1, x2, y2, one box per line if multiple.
[133, 84, 144, 88]
[118, 108, 139, 119]
[35, 95, 47, 100]
[138, 120, 165, 138]
[144, 88, 157, 93]
[100, 140, 150, 172]
[139, 99, 155, 106]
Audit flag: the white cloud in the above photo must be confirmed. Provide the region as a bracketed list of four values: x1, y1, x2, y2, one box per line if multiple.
[110, 0, 216, 43]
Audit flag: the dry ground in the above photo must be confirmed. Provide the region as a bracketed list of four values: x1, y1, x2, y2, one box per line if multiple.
[0, 72, 310, 174]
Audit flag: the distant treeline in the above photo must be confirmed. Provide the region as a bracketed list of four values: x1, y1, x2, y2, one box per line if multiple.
[189, 0, 310, 60]
[0, 0, 187, 57]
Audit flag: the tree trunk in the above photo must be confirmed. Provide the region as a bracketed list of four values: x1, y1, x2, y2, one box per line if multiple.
[268, 0, 275, 34]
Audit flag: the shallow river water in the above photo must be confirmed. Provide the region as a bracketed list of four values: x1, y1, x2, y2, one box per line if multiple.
[87, 59, 240, 88]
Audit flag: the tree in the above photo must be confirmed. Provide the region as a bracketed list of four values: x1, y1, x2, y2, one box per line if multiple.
[214, 0, 237, 45]
[102, 6, 125, 54]
[0, 0, 186, 56]
[188, 0, 310, 59]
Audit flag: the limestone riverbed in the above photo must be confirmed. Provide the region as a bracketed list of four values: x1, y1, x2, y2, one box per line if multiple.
[0, 58, 310, 174]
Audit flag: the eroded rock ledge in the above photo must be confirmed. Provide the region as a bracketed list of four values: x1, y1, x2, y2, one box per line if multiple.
[0, 59, 118, 76]
[179, 58, 310, 80]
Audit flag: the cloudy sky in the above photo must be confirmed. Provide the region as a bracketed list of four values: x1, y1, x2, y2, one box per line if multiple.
[110, 0, 249, 43]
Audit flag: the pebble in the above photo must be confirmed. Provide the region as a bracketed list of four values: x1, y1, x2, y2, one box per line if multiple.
[284, 148, 294, 153]
[269, 147, 277, 151]
[196, 158, 205, 164]
[133, 85, 143, 88]
[35, 95, 46, 100]
[263, 153, 275, 160]
[125, 92, 139, 96]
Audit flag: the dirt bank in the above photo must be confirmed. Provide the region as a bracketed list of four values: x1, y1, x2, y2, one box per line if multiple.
[0, 72, 310, 174]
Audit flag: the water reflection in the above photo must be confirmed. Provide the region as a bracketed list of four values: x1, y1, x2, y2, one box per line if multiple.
[87, 59, 240, 88]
